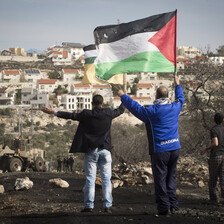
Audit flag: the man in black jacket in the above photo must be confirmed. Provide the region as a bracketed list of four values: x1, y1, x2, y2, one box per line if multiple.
[41, 94, 125, 213]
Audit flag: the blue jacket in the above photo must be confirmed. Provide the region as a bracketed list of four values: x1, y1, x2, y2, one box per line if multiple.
[121, 85, 185, 154]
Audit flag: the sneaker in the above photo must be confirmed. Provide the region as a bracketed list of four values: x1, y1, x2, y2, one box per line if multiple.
[104, 207, 112, 214]
[81, 207, 93, 212]
[155, 210, 170, 217]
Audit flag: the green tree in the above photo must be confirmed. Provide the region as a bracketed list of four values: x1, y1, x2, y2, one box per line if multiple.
[48, 71, 60, 79]
[53, 85, 68, 96]
[15, 89, 21, 104]
[130, 83, 138, 96]
[216, 45, 224, 56]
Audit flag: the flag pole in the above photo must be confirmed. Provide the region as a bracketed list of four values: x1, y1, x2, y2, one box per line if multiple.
[123, 73, 127, 93]
[174, 9, 177, 77]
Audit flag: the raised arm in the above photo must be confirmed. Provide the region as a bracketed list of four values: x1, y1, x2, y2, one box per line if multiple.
[111, 103, 125, 119]
[174, 75, 185, 104]
[117, 90, 149, 123]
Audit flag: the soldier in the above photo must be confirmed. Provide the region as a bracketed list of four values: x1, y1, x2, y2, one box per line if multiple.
[68, 154, 74, 172]
[57, 156, 62, 172]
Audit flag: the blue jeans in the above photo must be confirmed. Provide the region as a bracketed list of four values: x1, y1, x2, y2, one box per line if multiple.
[84, 148, 112, 209]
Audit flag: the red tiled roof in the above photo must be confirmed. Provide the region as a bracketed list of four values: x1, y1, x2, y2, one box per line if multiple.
[38, 79, 57, 84]
[176, 58, 190, 62]
[92, 84, 110, 88]
[74, 84, 90, 88]
[137, 83, 153, 88]
[62, 51, 68, 58]
[113, 96, 151, 100]
[0, 87, 7, 93]
[3, 70, 20, 75]
[63, 69, 79, 74]
[132, 97, 151, 100]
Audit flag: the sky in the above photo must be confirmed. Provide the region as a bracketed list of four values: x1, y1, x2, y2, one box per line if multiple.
[0, 0, 223, 53]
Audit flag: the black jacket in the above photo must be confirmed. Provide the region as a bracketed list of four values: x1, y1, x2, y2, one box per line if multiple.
[56, 103, 125, 153]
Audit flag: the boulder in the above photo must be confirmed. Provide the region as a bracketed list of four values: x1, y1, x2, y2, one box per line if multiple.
[0, 185, 4, 194]
[14, 177, 33, 191]
[49, 178, 69, 188]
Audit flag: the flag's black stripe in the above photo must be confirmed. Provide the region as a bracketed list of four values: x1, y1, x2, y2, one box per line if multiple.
[94, 11, 176, 45]
[83, 44, 96, 52]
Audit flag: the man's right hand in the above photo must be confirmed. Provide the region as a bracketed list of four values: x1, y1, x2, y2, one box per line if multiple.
[174, 75, 180, 86]
[41, 104, 55, 114]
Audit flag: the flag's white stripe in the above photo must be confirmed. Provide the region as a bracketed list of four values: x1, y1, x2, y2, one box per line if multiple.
[95, 32, 158, 64]
[84, 49, 97, 59]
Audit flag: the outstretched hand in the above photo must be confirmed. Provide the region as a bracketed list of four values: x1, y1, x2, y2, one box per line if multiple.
[41, 104, 54, 114]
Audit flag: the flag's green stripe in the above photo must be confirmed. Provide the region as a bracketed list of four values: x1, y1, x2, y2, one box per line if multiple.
[85, 57, 97, 65]
[95, 51, 175, 81]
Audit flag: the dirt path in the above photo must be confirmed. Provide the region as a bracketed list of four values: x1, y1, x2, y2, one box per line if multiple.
[0, 172, 223, 224]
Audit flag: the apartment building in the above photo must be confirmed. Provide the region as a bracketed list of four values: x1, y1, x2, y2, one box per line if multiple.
[21, 88, 52, 109]
[177, 46, 201, 58]
[0, 87, 15, 105]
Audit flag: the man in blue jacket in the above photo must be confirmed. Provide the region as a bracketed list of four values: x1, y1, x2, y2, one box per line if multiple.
[117, 76, 185, 216]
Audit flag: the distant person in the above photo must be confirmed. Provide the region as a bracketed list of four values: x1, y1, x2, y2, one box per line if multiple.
[41, 94, 125, 213]
[63, 157, 68, 172]
[201, 113, 224, 204]
[68, 155, 74, 172]
[57, 156, 63, 172]
[117, 75, 185, 216]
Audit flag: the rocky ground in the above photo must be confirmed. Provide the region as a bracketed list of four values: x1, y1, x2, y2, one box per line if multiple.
[0, 166, 224, 224]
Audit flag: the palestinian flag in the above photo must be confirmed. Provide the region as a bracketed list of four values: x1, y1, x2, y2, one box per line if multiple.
[82, 44, 123, 84]
[94, 10, 177, 81]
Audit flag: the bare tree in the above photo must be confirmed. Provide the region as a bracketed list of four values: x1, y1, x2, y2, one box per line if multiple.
[179, 57, 224, 154]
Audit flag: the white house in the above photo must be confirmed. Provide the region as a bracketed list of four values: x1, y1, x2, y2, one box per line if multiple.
[136, 83, 154, 98]
[22, 69, 43, 82]
[62, 42, 85, 60]
[37, 79, 57, 93]
[71, 83, 92, 96]
[0, 87, 15, 105]
[2, 70, 21, 82]
[61, 69, 81, 82]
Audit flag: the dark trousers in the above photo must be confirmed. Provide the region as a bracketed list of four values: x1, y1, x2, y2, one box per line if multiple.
[151, 149, 179, 213]
[209, 154, 224, 201]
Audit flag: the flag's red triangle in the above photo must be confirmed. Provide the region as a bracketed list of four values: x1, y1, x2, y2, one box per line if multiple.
[148, 14, 176, 66]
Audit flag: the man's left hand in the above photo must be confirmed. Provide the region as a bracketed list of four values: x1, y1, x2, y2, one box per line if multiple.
[41, 104, 54, 114]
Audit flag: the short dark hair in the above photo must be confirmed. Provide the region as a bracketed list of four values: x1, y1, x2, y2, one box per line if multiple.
[214, 113, 224, 124]
[92, 94, 103, 106]
[156, 86, 168, 99]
